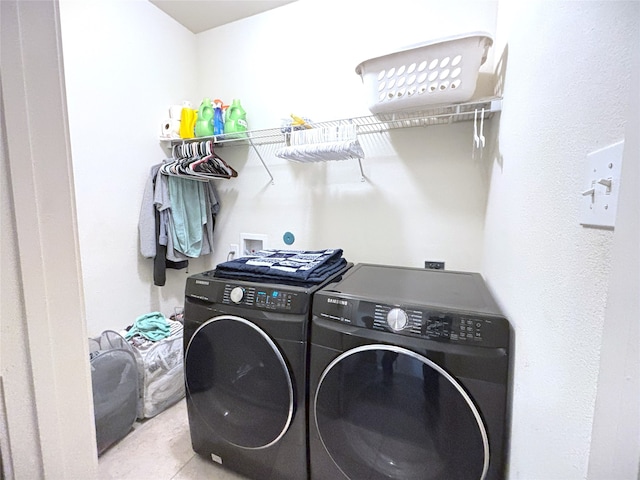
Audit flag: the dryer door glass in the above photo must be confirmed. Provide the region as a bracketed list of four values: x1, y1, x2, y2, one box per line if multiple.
[314, 344, 489, 480]
[185, 316, 294, 449]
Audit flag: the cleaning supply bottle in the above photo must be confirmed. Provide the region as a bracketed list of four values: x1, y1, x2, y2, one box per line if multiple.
[195, 98, 214, 137]
[224, 99, 247, 138]
[179, 101, 197, 139]
[213, 99, 225, 136]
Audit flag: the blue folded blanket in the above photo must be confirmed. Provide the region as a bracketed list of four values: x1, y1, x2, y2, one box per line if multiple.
[214, 249, 346, 285]
[215, 259, 348, 286]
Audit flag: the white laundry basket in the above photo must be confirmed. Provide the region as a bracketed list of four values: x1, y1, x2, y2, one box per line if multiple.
[355, 32, 493, 114]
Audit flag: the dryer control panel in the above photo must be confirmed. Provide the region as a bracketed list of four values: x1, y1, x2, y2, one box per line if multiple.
[313, 296, 509, 348]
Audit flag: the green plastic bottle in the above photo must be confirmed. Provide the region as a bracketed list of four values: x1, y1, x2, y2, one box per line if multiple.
[195, 98, 214, 137]
[224, 99, 247, 138]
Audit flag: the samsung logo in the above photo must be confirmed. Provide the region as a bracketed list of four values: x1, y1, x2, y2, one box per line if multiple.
[195, 280, 209, 285]
[327, 298, 348, 306]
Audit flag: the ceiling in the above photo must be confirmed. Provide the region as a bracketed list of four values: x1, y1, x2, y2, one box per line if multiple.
[149, 0, 297, 34]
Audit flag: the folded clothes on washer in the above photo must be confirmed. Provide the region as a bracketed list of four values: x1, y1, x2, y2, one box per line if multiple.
[214, 249, 347, 286]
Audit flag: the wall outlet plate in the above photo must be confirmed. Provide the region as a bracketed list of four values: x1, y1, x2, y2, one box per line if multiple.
[425, 261, 445, 270]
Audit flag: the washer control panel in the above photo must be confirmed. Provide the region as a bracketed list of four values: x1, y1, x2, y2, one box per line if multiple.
[313, 296, 509, 348]
[184, 272, 331, 315]
[222, 284, 297, 312]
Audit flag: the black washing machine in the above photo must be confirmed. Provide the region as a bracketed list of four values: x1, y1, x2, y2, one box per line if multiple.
[309, 264, 512, 480]
[183, 266, 351, 480]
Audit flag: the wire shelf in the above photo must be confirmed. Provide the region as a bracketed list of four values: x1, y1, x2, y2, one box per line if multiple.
[160, 97, 502, 148]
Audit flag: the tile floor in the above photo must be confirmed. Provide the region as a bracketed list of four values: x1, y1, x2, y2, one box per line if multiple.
[98, 399, 249, 480]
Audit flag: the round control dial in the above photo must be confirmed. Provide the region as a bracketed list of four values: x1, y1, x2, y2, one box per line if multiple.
[387, 308, 408, 331]
[230, 287, 245, 304]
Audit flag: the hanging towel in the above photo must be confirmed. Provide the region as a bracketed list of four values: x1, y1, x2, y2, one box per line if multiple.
[125, 312, 170, 342]
[168, 176, 207, 257]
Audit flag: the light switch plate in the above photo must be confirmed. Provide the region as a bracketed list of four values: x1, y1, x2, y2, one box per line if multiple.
[580, 140, 624, 229]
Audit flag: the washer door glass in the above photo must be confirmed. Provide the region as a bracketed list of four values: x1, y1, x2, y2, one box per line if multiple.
[185, 315, 294, 449]
[314, 344, 489, 480]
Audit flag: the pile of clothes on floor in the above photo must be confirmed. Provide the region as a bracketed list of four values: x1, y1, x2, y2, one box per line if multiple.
[124, 311, 181, 347]
[214, 248, 348, 287]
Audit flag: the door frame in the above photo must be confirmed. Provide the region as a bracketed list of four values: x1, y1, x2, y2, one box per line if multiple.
[0, 0, 97, 477]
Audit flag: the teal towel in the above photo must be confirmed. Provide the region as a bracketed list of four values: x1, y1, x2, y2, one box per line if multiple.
[168, 176, 207, 257]
[125, 312, 170, 341]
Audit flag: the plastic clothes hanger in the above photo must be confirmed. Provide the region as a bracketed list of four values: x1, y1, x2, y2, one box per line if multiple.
[162, 140, 237, 180]
[190, 145, 237, 179]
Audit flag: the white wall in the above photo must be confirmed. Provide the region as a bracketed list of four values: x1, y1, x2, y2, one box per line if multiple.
[484, 1, 639, 478]
[194, 0, 498, 272]
[195, 0, 499, 127]
[61, 0, 499, 335]
[60, 0, 200, 335]
[587, 36, 640, 479]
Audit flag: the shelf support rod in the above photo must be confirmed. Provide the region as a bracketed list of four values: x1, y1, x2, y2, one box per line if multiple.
[357, 158, 365, 182]
[247, 135, 274, 185]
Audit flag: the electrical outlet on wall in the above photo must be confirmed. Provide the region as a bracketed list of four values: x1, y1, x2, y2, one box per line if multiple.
[425, 261, 445, 270]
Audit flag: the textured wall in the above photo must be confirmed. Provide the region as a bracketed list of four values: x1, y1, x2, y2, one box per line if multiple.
[587, 25, 640, 479]
[484, 2, 638, 478]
